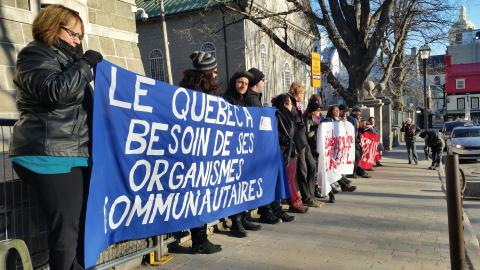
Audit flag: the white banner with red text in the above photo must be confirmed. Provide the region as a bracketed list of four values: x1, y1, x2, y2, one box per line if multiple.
[316, 121, 355, 197]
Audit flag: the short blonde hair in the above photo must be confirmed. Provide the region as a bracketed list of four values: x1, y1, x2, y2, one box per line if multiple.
[288, 82, 305, 96]
[32, 4, 84, 46]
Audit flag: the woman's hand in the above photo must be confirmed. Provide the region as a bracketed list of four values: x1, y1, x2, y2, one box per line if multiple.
[82, 50, 103, 67]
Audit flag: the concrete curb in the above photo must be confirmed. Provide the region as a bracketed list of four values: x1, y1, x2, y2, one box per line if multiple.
[438, 165, 480, 269]
[464, 213, 480, 269]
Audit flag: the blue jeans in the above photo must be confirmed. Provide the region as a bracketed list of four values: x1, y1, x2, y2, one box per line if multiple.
[431, 150, 442, 168]
[406, 141, 418, 163]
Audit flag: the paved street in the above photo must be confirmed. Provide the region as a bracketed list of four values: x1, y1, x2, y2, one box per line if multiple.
[137, 145, 452, 270]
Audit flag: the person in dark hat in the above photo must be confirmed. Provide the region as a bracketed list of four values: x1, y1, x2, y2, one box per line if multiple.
[243, 68, 295, 223]
[178, 51, 219, 95]
[222, 70, 263, 237]
[223, 71, 253, 106]
[176, 51, 222, 254]
[244, 67, 266, 107]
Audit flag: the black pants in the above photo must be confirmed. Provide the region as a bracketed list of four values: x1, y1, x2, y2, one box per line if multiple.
[353, 148, 366, 176]
[13, 164, 89, 270]
[258, 200, 282, 217]
[296, 146, 316, 201]
[191, 225, 208, 244]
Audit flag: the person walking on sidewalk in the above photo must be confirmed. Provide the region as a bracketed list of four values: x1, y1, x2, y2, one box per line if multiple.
[401, 118, 419, 165]
[178, 51, 222, 254]
[9, 5, 103, 269]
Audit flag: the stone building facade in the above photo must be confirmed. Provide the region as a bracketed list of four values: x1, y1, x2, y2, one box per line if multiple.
[136, 0, 318, 106]
[0, 0, 145, 118]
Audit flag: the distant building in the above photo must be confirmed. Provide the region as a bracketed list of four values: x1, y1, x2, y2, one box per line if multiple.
[135, 0, 319, 106]
[445, 6, 480, 121]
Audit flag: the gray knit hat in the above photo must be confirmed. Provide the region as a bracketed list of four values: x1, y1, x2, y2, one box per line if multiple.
[190, 51, 217, 71]
[351, 105, 362, 113]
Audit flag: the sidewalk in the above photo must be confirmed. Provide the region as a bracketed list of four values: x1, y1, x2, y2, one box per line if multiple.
[138, 145, 451, 270]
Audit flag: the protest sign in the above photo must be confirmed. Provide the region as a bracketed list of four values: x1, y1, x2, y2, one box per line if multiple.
[84, 61, 288, 267]
[358, 131, 381, 170]
[316, 121, 355, 197]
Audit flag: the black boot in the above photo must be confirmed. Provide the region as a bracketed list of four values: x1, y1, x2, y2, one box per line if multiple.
[191, 226, 221, 254]
[329, 191, 335, 203]
[192, 239, 222, 254]
[241, 213, 262, 231]
[230, 214, 248, 237]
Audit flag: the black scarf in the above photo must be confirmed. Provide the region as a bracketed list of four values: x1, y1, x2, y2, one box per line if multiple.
[55, 39, 83, 60]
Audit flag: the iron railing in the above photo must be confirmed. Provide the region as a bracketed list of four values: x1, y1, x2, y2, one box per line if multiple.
[0, 118, 175, 269]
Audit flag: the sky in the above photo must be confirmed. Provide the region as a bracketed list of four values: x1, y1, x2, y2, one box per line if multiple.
[311, 0, 480, 56]
[429, 0, 480, 55]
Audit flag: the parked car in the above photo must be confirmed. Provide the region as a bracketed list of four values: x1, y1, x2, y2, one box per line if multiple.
[442, 120, 473, 145]
[447, 126, 480, 160]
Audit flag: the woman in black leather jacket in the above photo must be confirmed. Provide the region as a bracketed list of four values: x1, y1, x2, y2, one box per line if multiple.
[9, 5, 102, 270]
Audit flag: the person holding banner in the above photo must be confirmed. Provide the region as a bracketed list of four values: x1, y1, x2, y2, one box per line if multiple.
[9, 5, 103, 269]
[288, 83, 324, 208]
[304, 94, 325, 199]
[400, 118, 419, 165]
[223, 71, 253, 106]
[223, 70, 264, 236]
[348, 106, 371, 179]
[321, 106, 357, 203]
[177, 51, 222, 253]
[245, 69, 295, 223]
[272, 94, 309, 214]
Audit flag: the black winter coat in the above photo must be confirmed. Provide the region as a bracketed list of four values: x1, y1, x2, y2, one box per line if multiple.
[289, 95, 308, 150]
[10, 41, 94, 157]
[272, 101, 296, 165]
[244, 89, 263, 107]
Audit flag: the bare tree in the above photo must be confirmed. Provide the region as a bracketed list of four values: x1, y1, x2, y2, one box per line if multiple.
[216, 0, 395, 105]
[211, 0, 453, 106]
[378, 0, 455, 109]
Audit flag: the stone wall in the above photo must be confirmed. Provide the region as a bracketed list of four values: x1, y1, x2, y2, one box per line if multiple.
[0, 0, 144, 118]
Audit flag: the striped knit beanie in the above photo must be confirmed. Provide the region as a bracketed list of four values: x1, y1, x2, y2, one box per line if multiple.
[190, 51, 217, 71]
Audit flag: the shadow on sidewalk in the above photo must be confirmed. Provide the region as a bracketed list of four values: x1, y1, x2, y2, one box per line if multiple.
[347, 191, 444, 200]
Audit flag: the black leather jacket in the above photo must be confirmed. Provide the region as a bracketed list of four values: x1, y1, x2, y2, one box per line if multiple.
[10, 41, 94, 157]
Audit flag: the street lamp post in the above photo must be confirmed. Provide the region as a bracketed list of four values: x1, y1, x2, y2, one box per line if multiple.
[419, 45, 431, 130]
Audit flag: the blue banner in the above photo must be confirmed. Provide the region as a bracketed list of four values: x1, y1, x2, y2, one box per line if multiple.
[84, 61, 288, 267]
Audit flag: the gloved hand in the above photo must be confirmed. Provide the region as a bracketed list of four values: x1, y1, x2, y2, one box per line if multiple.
[82, 50, 103, 67]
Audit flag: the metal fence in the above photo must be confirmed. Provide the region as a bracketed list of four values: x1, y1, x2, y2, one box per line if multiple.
[0, 119, 174, 269]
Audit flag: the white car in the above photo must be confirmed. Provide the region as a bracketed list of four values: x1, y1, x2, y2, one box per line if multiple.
[448, 126, 480, 160]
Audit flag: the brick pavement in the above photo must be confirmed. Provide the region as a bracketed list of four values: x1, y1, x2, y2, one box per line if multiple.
[137, 146, 451, 270]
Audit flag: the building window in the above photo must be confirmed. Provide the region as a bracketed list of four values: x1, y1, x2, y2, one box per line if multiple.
[260, 44, 269, 104]
[434, 76, 441, 85]
[455, 33, 462, 44]
[456, 79, 465, 89]
[472, 97, 479, 109]
[457, 98, 465, 110]
[200, 42, 216, 58]
[283, 63, 292, 92]
[149, 49, 165, 81]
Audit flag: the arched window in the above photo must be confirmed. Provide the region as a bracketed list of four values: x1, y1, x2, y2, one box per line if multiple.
[283, 63, 292, 92]
[200, 42, 216, 58]
[260, 44, 269, 104]
[149, 49, 165, 81]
